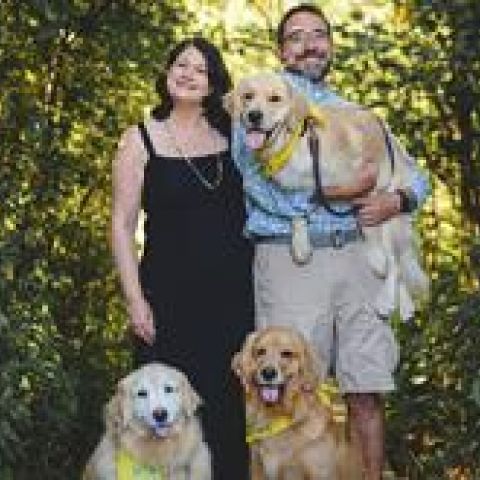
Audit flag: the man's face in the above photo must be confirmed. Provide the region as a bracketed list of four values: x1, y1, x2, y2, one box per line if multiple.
[279, 11, 332, 82]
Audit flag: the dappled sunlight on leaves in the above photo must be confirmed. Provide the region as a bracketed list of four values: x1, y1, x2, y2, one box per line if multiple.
[1, 0, 479, 478]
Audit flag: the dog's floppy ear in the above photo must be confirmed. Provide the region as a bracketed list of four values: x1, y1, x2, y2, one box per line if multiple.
[223, 90, 235, 116]
[232, 331, 259, 393]
[286, 82, 310, 124]
[301, 341, 328, 391]
[285, 85, 310, 133]
[223, 86, 245, 122]
[105, 377, 132, 439]
[182, 376, 202, 417]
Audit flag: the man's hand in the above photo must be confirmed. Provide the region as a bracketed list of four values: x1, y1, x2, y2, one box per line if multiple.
[352, 191, 401, 226]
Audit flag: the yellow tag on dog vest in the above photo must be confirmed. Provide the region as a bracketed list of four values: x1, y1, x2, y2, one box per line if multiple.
[117, 449, 165, 480]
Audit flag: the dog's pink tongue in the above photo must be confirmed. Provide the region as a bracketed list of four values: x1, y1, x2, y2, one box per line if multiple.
[246, 131, 266, 150]
[260, 386, 280, 404]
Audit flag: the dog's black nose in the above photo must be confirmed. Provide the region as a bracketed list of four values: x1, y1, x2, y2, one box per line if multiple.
[261, 366, 277, 382]
[248, 110, 263, 125]
[152, 408, 168, 424]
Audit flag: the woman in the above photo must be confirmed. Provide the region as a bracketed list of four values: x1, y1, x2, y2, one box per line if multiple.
[111, 37, 253, 479]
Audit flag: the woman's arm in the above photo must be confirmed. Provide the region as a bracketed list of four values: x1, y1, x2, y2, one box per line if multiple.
[111, 126, 155, 344]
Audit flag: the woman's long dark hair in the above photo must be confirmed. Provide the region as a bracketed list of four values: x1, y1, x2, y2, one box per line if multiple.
[152, 37, 231, 140]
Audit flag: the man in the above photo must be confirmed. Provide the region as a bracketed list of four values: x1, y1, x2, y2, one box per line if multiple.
[232, 4, 430, 479]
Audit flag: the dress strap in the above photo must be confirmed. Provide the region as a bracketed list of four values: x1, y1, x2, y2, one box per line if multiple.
[137, 122, 157, 158]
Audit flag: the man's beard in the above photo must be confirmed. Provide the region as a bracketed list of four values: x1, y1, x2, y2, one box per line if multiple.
[292, 54, 332, 82]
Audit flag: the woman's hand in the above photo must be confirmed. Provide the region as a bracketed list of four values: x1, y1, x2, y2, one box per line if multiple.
[127, 296, 156, 345]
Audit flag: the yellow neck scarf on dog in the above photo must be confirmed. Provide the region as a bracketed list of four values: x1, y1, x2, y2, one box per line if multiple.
[117, 449, 165, 480]
[246, 415, 292, 445]
[245, 382, 346, 445]
[259, 106, 325, 178]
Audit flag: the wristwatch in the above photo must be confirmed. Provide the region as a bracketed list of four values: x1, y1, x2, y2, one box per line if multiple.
[395, 188, 417, 214]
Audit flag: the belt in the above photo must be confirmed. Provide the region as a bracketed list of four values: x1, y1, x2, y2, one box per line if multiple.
[255, 228, 362, 249]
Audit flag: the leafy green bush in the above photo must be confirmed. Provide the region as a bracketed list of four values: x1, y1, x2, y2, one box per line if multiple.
[387, 246, 480, 478]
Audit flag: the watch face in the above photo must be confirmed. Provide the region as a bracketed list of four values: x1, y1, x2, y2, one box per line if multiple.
[408, 191, 418, 211]
[401, 189, 417, 213]
[396, 189, 409, 213]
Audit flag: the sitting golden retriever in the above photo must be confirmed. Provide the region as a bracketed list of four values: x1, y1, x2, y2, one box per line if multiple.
[232, 326, 362, 480]
[226, 73, 428, 321]
[83, 362, 211, 480]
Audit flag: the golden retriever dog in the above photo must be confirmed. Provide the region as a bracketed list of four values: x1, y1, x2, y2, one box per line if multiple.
[232, 326, 363, 480]
[83, 363, 211, 480]
[226, 72, 428, 321]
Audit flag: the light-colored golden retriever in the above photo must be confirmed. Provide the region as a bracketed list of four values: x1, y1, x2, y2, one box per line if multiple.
[226, 73, 428, 321]
[83, 363, 211, 480]
[232, 326, 363, 480]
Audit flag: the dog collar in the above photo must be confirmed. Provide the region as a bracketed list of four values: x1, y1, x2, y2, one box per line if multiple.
[117, 449, 166, 480]
[246, 382, 346, 444]
[258, 106, 325, 178]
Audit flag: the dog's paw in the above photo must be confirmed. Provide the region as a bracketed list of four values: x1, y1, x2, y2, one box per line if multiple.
[366, 245, 388, 278]
[398, 282, 416, 322]
[374, 294, 395, 319]
[373, 272, 396, 318]
[399, 254, 429, 299]
[291, 217, 313, 265]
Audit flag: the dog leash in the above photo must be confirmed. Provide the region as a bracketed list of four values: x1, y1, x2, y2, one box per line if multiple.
[308, 119, 358, 217]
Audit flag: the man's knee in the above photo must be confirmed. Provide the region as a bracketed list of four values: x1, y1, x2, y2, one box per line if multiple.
[346, 392, 383, 421]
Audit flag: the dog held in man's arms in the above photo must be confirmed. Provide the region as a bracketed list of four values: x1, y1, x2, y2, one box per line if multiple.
[226, 72, 428, 321]
[83, 362, 211, 480]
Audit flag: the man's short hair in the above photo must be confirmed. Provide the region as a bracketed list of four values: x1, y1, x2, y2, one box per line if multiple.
[277, 3, 331, 45]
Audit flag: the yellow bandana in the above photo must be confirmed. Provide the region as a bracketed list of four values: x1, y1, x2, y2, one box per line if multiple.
[246, 381, 346, 445]
[246, 415, 292, 445]
[316, 382, 347, 424]
[259, 106, 325, 178]
[117, 449, 166, 480]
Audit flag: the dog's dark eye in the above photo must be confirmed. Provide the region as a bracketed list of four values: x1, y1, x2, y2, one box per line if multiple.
[164, 385, 175, 394]
[268, 94, 282, 103]
[254, 347, 266, 357]
[281, 350, 294, 359]
[137, 389, 148, 398]
[243, 92, 254, 101]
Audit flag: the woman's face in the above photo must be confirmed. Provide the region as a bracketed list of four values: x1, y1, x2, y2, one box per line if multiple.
[166, 46, 210, 104]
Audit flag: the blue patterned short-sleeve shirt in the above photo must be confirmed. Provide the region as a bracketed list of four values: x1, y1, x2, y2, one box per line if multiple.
[232, 71, 430, 238]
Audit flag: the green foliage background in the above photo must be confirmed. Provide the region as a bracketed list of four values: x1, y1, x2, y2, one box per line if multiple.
[0, 1, 479, 478]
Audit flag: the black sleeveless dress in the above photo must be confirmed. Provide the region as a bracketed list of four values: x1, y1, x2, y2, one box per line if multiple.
[136, 123, 254, 480]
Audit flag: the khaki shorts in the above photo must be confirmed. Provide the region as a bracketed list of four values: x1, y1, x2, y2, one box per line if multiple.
[254, 240, 399, 393]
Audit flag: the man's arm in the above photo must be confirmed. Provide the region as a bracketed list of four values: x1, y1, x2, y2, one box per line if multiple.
[353, 130, 430, 226]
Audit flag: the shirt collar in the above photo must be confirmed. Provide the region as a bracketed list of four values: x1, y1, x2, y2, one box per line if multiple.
[281, 69, 336, 103]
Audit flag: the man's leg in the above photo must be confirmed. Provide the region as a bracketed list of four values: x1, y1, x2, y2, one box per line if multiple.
[253, 242, 333, 351]
[332, 243, 399, 480]
[346, 392, 384, 480]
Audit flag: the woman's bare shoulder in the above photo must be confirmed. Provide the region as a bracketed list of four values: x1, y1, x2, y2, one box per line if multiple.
[115, 124, 149, 167]
[118, 124, 144, 148]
